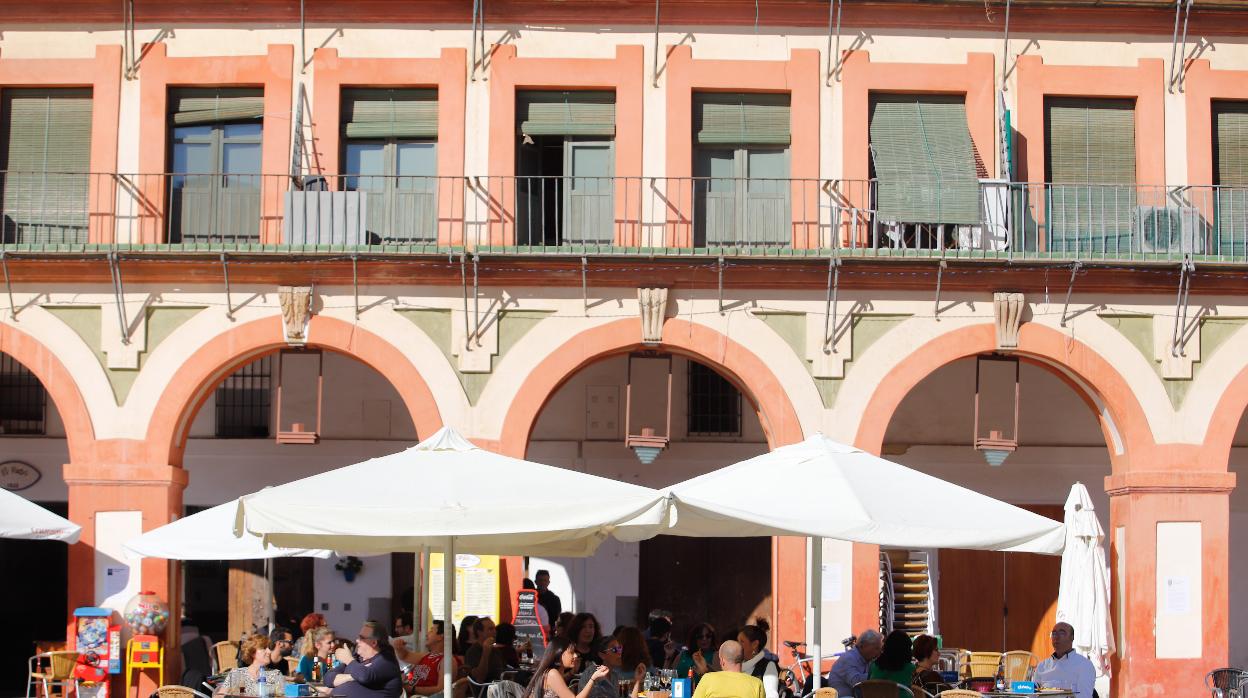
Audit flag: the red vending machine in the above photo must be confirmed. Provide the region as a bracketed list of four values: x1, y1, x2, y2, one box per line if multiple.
[73, 607, 122, 698]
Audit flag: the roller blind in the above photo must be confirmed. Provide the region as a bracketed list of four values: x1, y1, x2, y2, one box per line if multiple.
[170, 87, 264, 126]
[1, 88, 93, 244]
[694, 92, 790, 146]
[342, 88, 438, 139]
[517, 91, 615, 137]
[1045, 97, 1137, 252]
[869, 93, 980, 225]
[1214, 100, 1248, 254]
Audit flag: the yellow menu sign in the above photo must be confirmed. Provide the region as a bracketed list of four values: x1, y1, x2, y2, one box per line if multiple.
[428, 553, 501, 626]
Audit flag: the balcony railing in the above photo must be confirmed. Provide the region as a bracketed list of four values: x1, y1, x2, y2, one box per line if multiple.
[1, 171, 1245, 263]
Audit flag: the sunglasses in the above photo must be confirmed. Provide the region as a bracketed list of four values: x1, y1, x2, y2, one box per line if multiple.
[605, 646, 623, 654]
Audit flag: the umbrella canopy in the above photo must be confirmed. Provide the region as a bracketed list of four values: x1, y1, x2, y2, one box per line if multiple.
[234, 426, 669, 556]
[662, 433, 1066, 553]
[0, 488, 80, 543]
[1056, 482, 1115, 677]
[123, 501, 333, 560]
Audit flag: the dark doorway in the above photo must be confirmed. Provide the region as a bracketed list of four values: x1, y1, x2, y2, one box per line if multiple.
[638, 536, 771, 645]
[0, 500, 69, 694]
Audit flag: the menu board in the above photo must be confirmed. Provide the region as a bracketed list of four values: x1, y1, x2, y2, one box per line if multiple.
[428, 553, 500, 626]
[512, 589, 548, 656]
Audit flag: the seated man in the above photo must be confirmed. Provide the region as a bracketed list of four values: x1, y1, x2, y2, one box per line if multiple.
[1033, 622, 1096, 698]
[691, 641, 764, 698]
[824, 630, 882, 698]
[322, 621, 403, 698]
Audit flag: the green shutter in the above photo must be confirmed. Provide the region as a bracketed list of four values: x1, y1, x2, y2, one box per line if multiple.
[868, 94, 980, 225]
[1045, 98, 1137, 253]
[170, 87, 264, 125]
[342, 88, 438, 139]
[517, 91, 615, 137]
[693, 92, 790, 146]
[1214, 100, 1248, 255]
[1, 88, 93, 244]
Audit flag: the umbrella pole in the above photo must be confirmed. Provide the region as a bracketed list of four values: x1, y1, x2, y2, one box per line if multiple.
[265, 558, 275, 634]
[416, 546, 427, 650]
[809, 536, 822, 690]
[443, 537, 455, 698]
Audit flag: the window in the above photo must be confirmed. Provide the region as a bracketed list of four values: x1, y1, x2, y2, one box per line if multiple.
[515, 90, 616, 246]
[342, 88, 439, 244]
[1044, 97, 1137, 254]
[1213, 100, 1248, 256]
[215, 356, 272, 438]
[0, 353, 46, 435]
[868, 94, 979, 249]
[168, 88, 264, 243]
[0, 88, 93, 245]
[686, 361, 741, 437]
[693, 92, 791, 247]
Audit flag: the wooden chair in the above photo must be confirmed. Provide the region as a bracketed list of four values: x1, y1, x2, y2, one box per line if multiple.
[27, 651, 78, 698]
[813, 688, 839, 698]
[155, 686, 212, 698]
[966, 651, 1002, 679]
[212, 641, 239, 673]
[285, 655, 301, 675]
[1001, 651, 1034, 682]
[935, 691, 982, 698]
[853, 680, 913, 698]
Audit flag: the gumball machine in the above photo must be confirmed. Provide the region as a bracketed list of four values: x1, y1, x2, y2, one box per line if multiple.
[73, 607, 121, 698]
[123, 592, 169, 697]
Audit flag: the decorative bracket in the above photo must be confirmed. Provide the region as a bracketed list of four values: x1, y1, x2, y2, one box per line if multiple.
[279, 285, 313, 346]
[993, 292, 1025, 350]
[638, 288, 669, 344]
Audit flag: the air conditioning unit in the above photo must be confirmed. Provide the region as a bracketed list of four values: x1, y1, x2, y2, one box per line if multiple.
[283, 190, 367, 245]
[1134, 205, 1204, 254]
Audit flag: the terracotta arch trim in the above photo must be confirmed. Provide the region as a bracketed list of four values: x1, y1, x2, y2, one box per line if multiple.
[0, 323, 95, 464]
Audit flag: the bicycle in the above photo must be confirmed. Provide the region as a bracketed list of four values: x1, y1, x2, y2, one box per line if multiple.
[779, 636, 856, 698]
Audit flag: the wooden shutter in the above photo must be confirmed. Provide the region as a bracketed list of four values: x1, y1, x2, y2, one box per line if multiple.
[342, 88, 438, 139]
[1, 88, 93, 244]
[693, 92, 790, 146]
[170, 88, 264, 126]
[517, 91, 615, 137]
[869, 93, 980, 225]
[1214, 101, 1248, 255]
[1045, 98, 1137, 253]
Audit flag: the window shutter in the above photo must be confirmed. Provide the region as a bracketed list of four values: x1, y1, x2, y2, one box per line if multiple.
[517, 91, 616, 137]
[693, 92, 790, 146]
[170, 88, 264, 126]
[1214, 100, 1248, 255]
[342, 88, 438, 139]
[1, 88, 93, 244]
[1045, 98, 1137, 253]
[869, 94, 980, 225]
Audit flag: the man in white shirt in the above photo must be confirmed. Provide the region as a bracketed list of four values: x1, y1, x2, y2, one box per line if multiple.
[1033, 622, 1096, 698]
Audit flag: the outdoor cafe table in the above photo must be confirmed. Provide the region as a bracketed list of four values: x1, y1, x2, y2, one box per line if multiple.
[984, 692, 1076, 697]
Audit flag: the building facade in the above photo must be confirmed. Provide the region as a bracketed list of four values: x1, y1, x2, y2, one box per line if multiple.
[1, 1, 1247, 696]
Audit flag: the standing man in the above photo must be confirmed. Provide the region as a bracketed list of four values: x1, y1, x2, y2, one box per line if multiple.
[691, 641, 764, 698]
[534, 570, 562, 633]
[824, 630, 882, 698]
[1033, 622, 1096, 698]
[322, 620, 403, 698]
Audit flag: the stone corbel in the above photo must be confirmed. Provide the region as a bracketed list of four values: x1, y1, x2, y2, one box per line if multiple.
[993, 292, 1025, 350]
[279, 286, 313, 345]
[639, 288, 669, 344]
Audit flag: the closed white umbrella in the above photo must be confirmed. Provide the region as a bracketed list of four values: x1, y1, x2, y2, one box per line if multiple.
[1056, 482, 1114, 678]
[0, 488, 80, 542]
[124, 500, 333, 560]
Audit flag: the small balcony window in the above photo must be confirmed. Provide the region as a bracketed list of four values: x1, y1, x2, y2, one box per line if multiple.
[686, 361, 741, 438]
[0, 354, 46, 435]
[215, 356, 272, 439]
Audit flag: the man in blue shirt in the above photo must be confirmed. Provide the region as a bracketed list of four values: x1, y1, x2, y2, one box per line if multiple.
[322, 621, 403, 698]
[824, 630, 883, 698]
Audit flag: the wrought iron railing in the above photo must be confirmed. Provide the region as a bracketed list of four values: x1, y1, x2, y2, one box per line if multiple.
[1, 171, 1245, 263]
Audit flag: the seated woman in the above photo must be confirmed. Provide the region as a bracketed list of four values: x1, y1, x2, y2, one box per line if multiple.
[613, 627, 652, 678]
[495, 623, 522, 668]
[296, 627, 337, 682]
[738, 621, 779, 698]
[217, 635, 285, 696]
[523, 637, 610, 698]
[561, 614, 603, 669]
[580, 636, 644, 698]
[910, 635, 943, 691]
[868, 630, 916, 686]
[673, 623, 717, 683]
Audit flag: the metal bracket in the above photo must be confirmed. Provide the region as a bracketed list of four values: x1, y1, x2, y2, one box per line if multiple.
[1059, 261, 1083, 328]
[823, 256, 841, 352]
[472, 253, 481, 346]
[470, 0, 488, 81]
[460, 253, 471, 350]
[108, 252, 131, 345]
[933, 260, 947, 319]
[221, 252, 235, 321]
[1169, 0, 1195, 93]
[581, 257, 589, 315]
[122, 0, 137, 79]
[299, 0, 307, 74]
[826, 0, 843, 85]
[351, 254, 360, 320]
[1171, 257, 1196, 357]
[1, 252, 16, 320]
[717, 257, 725, 313]
[1000, 0, 1012, 92]
[652, 0, 662, 88]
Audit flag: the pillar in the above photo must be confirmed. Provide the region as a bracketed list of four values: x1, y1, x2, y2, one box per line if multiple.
[1105, 466, 1234, 698]
[64, 460, 187, 698]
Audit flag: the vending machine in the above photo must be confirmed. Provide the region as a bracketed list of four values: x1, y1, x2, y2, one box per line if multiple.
[73, 607, 122, 698]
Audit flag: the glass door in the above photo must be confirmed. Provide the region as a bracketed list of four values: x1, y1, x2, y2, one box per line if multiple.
[170, 122, 262, 243]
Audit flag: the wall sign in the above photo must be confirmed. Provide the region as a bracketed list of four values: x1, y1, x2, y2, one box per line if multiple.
[0, 460, 41, 491]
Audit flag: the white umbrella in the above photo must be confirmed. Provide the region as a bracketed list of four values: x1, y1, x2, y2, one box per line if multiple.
[124, 501, 333, 560]
[0, 488, 80, 542]
[1056, 482, 1114, 677]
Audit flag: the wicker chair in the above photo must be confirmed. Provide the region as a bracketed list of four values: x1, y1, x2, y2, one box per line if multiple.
[852, 680, 913, 698]
[155, 686, 212, 698]
[813, 688, 839, 698]
[1206, 668, 1248, 698]
[966, 652, 1002, 679]
[935, 691, 982, 698]
[212, 641, 239, 673]
[27, 651, 78, 698]
[1001, 651, 1034, 682]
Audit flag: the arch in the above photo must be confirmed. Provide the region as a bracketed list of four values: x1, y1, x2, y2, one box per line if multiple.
[853, 322, 1155, 471]
[498, 317, 804, 456]
[0, 322, 96, 463]
[1203, 365, 1248, 468]
[146, 314, 444, 467]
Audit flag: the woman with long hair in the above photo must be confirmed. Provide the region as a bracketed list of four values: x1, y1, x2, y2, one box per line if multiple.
[738, 619, 778, 698]
[673, 623, 716, 681]
[457, 615, 480, 658]
[613, 626, 652, 676]
[869, 630, 916, 686]
[560, 613, 603, 666]
[523, 636, 610, 698]
[295, 626, 336, 681]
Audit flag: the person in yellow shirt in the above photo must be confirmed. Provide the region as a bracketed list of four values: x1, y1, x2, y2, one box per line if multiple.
[691, 641, 765, 698]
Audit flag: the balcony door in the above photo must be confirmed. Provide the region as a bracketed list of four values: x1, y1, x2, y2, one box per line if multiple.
[1214, 100, 1248, 257]
[342, 89, 439, 244]
[692, 92, 791, 247]
[0, 89, 92, 245]
[168, 88, 264, 244]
